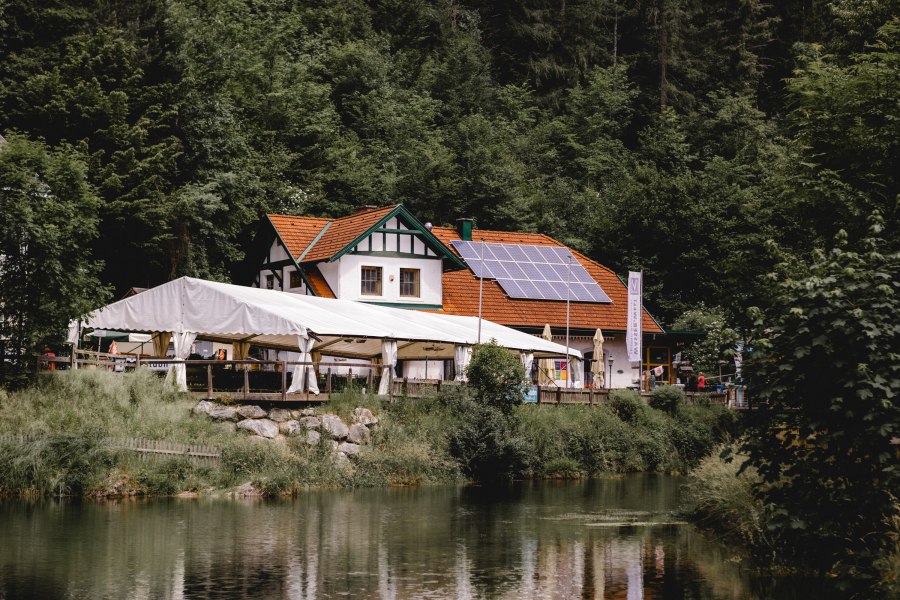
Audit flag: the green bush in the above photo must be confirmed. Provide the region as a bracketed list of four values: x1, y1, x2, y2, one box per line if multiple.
[465, 341, 527, 415]
[445, 395, 528, 480]
[649, 385, 684, 413]
[607, 389, 644, 423]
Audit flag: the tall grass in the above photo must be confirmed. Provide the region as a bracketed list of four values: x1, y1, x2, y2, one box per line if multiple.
[516, 391, 739, 477]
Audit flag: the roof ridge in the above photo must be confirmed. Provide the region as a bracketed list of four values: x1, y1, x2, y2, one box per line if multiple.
[268, 213, 333, 222]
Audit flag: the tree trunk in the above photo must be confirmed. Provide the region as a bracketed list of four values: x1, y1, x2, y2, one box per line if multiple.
[659, 0, 668, 110]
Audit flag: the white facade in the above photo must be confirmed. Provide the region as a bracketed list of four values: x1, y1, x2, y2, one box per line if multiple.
[325, 254, 442, 305]
[256, 239, 311, 295]
[548, 335, 635, 389]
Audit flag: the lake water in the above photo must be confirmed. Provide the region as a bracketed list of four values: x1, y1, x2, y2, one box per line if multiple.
[0, 475, 838, 599]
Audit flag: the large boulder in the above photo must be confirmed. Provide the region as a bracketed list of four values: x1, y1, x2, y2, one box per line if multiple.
[237, 405, 267, 419]
[268, 408, 292, 423]
[352, 407, 379, 426]
[298, 416, 320, 429]
[348, 423, 370, 445]
[193, 400, 215, 415]
[280, 420, 302, 436]
[305, 430, 321, 446]
[321, 414, 349, 440]
[298, 408, 318, 417]
[338, 442, 361, 457]
[209, 407, 239, 421]
[333, 451, 351, 470]
[237, 419, 279, 439]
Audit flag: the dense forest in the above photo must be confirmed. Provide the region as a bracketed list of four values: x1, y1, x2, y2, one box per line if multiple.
[1, 0, 897, 339]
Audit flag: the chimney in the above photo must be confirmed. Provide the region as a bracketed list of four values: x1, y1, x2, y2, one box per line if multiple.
[455, 217, 474, 241]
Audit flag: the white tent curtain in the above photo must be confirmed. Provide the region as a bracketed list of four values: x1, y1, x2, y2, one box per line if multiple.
[287, 336, 318, 394]
[153, 332, 172, 358]
[165, 332, 197, 392]
[454, 345, 473, 382]
[378, 340, 398, 395]
[520, 352, 534, 382]
[571, 357, 583, 388]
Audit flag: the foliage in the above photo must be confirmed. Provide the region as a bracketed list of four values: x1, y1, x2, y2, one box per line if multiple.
[741, 217, 900, 590]
[607, 389, 643, 423]
[0, 135, 109, 387]
[465, 341, 527, 415]
[649, 384, 684, 413]
[672, 305, 740, 375]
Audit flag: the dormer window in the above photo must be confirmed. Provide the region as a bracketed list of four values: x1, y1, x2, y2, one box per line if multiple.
[400, 268, 420, 298]
[361, 266, 382, 296]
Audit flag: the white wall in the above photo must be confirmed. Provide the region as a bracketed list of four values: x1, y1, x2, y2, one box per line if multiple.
[335, 254, 443, 305]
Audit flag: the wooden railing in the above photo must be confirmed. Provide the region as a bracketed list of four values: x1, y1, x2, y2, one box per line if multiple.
[38, 353, 749, 408]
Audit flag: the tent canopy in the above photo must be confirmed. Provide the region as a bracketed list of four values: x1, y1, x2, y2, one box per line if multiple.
[77, 277, 580, 360]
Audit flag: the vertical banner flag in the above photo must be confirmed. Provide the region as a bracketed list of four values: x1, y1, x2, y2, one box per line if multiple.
[626, 271, 642, 364]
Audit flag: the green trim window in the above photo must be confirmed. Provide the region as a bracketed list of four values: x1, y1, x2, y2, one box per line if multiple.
[265, 274, 275, 290]
[361, 266, 382, 296]
[289, 270, 303, 289]
[399, 268, 420, 298]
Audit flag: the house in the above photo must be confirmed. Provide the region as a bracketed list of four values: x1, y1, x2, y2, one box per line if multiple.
[248, 204, 669, 388]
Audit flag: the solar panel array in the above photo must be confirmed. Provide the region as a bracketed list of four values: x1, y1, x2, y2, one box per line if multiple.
[451, 240, 612, 303]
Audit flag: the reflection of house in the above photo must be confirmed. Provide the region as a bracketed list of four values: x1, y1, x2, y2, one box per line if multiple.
[248, 205, 669, 388]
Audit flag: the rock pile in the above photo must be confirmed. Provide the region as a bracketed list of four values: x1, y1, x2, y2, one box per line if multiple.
[193, 401, 379, 464]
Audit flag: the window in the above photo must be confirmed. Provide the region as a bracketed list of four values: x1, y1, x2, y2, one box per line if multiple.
[265, 274, 274, 290]
[399, 268, 420, 298]
[289, 270, 303, 289]
[361, 266, 382, 296]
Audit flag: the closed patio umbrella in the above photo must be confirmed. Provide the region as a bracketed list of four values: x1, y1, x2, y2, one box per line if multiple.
[591, 328, 605, 388]
[538, 324, 555, 386]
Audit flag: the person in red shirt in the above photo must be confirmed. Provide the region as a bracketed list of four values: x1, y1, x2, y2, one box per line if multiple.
[697, 372, 706, 390]
[41, 346, 56, 371]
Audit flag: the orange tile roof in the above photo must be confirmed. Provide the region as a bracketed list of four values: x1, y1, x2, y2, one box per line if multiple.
[301, 205, 399, 262]
[268, 205, 399, 263]
[268, 214, 330, 259]
[431, 226, 663, 333]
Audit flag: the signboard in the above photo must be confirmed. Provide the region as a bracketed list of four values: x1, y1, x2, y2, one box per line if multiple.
[523, 385, 539, 404]
[626, 271, 642, 364]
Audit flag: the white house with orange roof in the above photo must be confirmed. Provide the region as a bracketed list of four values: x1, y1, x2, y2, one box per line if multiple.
[247, 204, 669, 388]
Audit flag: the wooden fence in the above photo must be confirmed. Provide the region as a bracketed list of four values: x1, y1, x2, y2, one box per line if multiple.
[0, 434, 221, 465]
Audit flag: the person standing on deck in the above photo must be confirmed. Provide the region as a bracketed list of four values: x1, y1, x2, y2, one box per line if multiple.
[697, 372, 706, 391]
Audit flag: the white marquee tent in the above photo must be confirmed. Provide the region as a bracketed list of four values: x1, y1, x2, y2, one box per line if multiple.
[70, 277, 579, 393]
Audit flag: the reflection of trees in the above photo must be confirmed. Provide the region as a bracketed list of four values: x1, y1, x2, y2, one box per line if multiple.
[0, 477, 757, 599]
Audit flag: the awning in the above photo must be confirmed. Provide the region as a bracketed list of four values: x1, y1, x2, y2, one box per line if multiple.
[75, 277, 579, 361]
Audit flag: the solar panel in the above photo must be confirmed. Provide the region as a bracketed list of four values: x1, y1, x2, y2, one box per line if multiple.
[450, 240, 612, 303]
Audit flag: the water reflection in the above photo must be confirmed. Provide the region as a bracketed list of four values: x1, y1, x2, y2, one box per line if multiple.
[0, 476, 836, 599]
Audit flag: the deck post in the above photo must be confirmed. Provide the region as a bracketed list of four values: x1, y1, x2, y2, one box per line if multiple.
[207, 364, 213, 398]
[243, 367, 249, 400]
[281, 361, 287, 401]
[389, 370, 394, 402]
[327, 368, 332, 394]
[556, 387, 561, 405]
[588, 387, 593, 406]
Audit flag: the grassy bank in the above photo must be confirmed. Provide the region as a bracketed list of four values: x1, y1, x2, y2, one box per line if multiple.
[0, 370, 737, 497]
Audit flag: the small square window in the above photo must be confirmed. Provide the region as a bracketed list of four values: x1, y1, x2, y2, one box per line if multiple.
[289, 270, 303, 289]
[265, 274, 274, 290]
[361, 266, 382, 296]
[399, 268, 420, 298]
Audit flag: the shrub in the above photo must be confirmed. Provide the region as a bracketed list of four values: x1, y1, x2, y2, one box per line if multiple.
[649, 385, 684, 413]
[465, 341, 527, 415]
[446, 396, 527, 480]
[607, 389, 644, 423]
